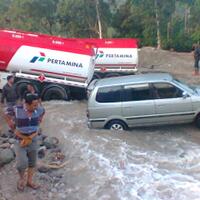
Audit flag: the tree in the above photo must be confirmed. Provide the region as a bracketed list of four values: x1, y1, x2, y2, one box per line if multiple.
[0, 0, 13, 27]
[113, 0, 176, 48]
[23, 0, 59, 34]
[190, 0, 200, 43]
[56, 0, 112, 38]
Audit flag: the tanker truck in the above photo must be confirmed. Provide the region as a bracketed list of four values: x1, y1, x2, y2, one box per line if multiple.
[76, 38, 139, 79]
[0, 29, 139, 100]
[0, 29, 95, 100]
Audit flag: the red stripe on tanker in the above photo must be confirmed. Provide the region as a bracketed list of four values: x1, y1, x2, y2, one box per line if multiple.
[31, 69, 87, 80]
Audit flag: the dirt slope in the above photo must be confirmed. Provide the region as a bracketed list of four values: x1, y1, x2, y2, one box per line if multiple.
[139, 47, 199, 85]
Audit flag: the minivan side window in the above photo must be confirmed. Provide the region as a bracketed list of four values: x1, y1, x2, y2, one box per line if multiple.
[122, 84, 152, 101]
[152, 83, 183, 99]
[96, 86, 121, 103]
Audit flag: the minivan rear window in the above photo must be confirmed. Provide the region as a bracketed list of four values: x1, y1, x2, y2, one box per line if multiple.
[96, 86, 121, 103]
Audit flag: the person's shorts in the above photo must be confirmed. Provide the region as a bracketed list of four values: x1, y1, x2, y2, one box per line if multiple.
[14, 138, 38, 171]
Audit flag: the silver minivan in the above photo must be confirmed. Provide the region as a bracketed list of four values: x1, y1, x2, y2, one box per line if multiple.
[87, 73, 200, 130]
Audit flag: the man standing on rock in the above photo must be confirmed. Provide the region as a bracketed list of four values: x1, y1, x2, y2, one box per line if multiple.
[4, 93, 45, 191]
[194, 44, 200, 75]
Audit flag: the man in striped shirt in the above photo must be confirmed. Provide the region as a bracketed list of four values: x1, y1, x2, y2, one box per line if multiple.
[4, 93, 45, 191]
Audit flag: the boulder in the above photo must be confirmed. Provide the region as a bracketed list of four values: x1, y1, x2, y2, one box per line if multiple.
[43, 137, 59, 149]
[1, 130, 14, 138]
[0, 149, 15, 166]
[38, 146, 47, 159]
[0, 143, 11, 149]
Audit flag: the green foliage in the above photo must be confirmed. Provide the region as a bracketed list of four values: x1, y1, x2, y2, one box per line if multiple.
[57, 0, 112, 37]
[172, 32, 193, 52]
[0, 0, 200, 52]
[191, 27, 200, 43]
[163, 32, 193, 52]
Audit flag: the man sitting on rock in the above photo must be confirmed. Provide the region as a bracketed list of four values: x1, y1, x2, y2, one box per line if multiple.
[4, 93, 45, 191]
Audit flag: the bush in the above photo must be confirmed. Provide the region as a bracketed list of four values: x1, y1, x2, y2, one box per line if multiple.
[163, 33, 193, 52]
[171, 33, 193, 52]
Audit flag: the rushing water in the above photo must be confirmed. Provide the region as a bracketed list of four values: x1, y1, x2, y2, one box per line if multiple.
[40, 100, 200, 200]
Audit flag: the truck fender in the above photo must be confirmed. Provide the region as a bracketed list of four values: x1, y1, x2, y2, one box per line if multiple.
[41, 84, 70, 101]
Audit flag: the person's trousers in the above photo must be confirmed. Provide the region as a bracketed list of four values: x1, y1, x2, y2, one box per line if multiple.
[194, 58, 200, 69]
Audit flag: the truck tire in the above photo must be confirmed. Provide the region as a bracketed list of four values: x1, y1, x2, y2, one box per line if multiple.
[15, 80, 31, 99]
[105, 120, 128, 131]
[15, 80, 39, 99]
[42, 86, 69, 101]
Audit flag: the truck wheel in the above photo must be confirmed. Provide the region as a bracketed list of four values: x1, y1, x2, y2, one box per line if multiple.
[15, 80, 31, 99]
[105, 120, 128, 131]
[42, 86, 69, 101]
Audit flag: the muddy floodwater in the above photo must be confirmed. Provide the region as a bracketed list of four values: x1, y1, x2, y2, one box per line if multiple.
[32, 100, 200, 200]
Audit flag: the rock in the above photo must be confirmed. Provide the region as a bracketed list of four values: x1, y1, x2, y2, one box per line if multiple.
[0, 149, 15, 166]
[50, 147, 62, 153]
[8, 138, 15, 144]
[48, 192, 53, 199]
[37, 166, 50, 173]
[0, 138, 4, 145]
[51, 188, 58, 193]
[1, 130, 14, 138]
[43, 137, 59, 149]
[10, 144, 16, 155]
[38, 173, 53, 183]
[0, 137, 8, 144]
[0, 143, 11, 149]
[38, 146, 47, 159]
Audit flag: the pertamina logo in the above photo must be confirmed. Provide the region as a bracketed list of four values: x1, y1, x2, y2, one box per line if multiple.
[30, 52, 46, 63]
[29, 51, 83, 68]
[95, 50, 104, 59]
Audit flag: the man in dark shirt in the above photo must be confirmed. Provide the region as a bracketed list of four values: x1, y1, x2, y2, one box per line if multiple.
[194, 44, 200, 75]
[1, 75, 18, 106]
[23, 83, 41, 104]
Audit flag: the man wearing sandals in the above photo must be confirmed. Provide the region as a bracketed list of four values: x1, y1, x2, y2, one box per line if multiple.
[4, 93, 45, 191]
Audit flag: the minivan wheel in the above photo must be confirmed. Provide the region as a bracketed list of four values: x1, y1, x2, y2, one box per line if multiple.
[106, 120, 128, 131]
